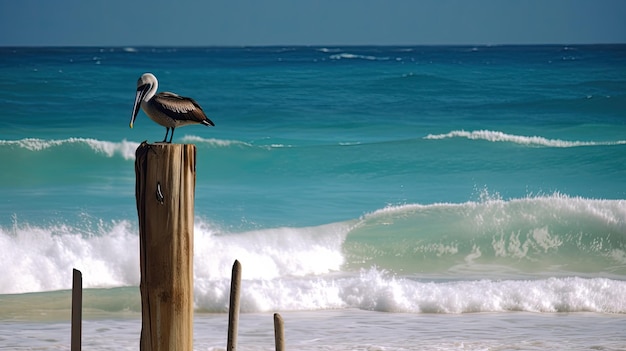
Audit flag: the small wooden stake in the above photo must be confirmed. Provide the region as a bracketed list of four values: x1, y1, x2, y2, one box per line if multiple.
[274, 313, 285, 351]
[135, 142, 196, 351]
[227, 260, 242, 351]
[71, 268, 82, 351]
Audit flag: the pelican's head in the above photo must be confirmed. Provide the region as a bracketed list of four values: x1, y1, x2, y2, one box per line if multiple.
[130, 73, 158, 128]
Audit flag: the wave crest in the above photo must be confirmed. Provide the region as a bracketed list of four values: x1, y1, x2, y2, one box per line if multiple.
[0, 136, 262, 160]
[0, 138, 139, 160]
[196, 268, 626, 313]
[345, 193, 626, 276]
[329, 53, 390, 61]
[180, 135, 253, 148]
[424, 130, 626, 147]
[0, 219, 350, 295]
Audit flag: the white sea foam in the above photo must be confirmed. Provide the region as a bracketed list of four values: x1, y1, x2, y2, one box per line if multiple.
[2, 194, 625, 314]
[0, 136, 262, 159]
[424, 130, 626, 147]
[86, 139, 139, 160]
[2, 212, 625, 314]
[354, 193, 626, 276]
[317, 47, 341, 53]
[194, 267, 626, 313]
[182, 135, 297, 149]
[0, 219, 349, 295]
[0, 138, 139, 160]
[181, 135, 254, 148]
[329, 53, 389, 61]
[0, 220, 139, 294]
[193, 221, 349, 282]
[369, 193, 626, 228]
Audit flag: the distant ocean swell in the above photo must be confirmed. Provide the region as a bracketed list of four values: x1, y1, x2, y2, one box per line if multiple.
[2, 131, 624, 190]
[0, 136, 252, 161]
[0, 138, 139, 160]
[2, 129, 625, 158]
[424, 130, 626, 147]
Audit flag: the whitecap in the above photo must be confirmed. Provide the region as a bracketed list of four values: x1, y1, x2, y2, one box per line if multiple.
[180, 135, 254, 148]
[424, 129, 626, 148]
[0, 138, 139, 160]
[329, 53, 389, 61]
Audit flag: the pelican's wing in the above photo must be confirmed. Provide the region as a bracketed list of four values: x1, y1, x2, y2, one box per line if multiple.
[153, 92, 215, 126]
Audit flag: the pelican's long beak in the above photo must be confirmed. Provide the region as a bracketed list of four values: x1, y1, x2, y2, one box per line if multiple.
[130, 85, 148, 128]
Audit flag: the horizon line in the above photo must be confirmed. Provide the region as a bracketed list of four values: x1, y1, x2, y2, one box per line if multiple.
[2, 42, 626, 49]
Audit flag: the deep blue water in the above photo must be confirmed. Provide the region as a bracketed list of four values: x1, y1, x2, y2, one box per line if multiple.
[0, 46, 625, 320]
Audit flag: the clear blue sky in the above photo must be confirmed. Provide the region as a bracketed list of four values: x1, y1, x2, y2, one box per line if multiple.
[1, 0, 625, 46]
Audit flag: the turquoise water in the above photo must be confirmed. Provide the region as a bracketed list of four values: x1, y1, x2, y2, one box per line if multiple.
[1, 45, 625, 349]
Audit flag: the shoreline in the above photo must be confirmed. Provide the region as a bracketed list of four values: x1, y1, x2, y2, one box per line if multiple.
[2, 310, 625, 350]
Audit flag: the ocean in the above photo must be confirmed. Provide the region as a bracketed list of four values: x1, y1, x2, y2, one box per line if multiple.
[0, 45, 625, 350]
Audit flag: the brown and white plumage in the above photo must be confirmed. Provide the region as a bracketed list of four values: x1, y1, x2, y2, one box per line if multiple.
[130, 73, 214, 143]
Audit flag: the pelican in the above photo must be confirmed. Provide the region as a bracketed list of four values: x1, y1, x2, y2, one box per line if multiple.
[130, 73, 214, 143]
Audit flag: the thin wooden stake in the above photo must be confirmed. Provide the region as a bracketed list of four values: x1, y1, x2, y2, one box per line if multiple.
[71, 268, 82, 351]
[227, 260, 242, 351]
[274, 313, 285, 351]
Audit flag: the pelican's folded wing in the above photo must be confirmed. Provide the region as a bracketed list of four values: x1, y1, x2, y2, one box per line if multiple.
[153, 92, 215, 126]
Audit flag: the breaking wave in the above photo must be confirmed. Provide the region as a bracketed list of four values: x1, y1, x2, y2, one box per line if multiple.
[424, 130, 626, 147]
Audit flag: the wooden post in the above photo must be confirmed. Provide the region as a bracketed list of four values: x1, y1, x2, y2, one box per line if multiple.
[274, 313, 285, 351]
[71, 268, 82, 351]
[227, 260, 242, 351]
[135, 142, 196, 351]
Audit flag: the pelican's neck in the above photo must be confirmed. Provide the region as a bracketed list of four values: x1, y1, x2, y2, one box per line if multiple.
[139, 73, 159, 102]
[143, 81, 158, 102]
